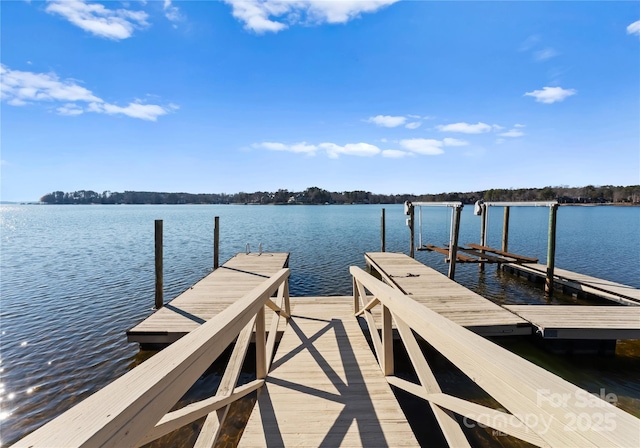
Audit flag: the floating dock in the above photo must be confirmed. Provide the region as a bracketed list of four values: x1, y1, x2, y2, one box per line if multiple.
[365, 252, 531, 336]
[127, 253, 290, 347]
[502, 263, 640, 306]
[504, 305, 640, 340]
[15, 253, 640, 448]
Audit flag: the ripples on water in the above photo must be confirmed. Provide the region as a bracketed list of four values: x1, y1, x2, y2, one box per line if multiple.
[1, 204, 638, 446]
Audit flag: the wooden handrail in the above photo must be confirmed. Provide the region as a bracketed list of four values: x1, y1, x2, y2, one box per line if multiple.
[350, 266, 640, 448]
[15, 268, 290, 448]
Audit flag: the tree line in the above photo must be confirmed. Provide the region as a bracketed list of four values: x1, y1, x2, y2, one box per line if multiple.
[40, 185, 640, 205]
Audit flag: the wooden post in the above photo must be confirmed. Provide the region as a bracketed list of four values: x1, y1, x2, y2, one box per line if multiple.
[545, 204, 559, 297]
[381, 208, 386, 252]
[382, 305, 393, 376]
[353, 277, 360, 314]
[502, 206, 510, 253]
[479, 204, 487, 272]
[256, 306, 266, 379]
[154, 219, 163, 310]
[409, 204, 415, 258]
[448, 206, 462, 280]
[213, 216, 220, 270]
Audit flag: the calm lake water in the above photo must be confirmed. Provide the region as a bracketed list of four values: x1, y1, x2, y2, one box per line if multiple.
[1, 204, 639, 446]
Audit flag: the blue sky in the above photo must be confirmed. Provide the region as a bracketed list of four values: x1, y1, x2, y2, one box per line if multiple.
[1, 0, 639, 201]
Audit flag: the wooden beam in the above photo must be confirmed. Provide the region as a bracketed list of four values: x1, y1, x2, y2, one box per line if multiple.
[545, 204, 559, 296]
[393, 316, 470, 447]
[155, 219, 163, 309]
[502, 207, 510, 253]
[350, 266, 640, 448]
[467, 244, 538, 263]
[16, 268, 290, 448]
[137, 380, 263, 446]
[448, 206, 462, 280]
[382, 305, 393, 376]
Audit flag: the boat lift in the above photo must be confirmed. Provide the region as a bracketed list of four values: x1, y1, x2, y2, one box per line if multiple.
[405, 200, 560, 295]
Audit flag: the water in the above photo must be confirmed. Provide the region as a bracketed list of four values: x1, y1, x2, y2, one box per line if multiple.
[1, 204, 639, 446]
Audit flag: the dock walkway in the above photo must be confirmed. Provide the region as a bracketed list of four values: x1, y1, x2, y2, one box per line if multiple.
[504, 305, 640, 340]
[365, 252, 531, 336]
[503, 263, 640, 305]
[127, 253, 290, 346]
[239, 297, 419, 447]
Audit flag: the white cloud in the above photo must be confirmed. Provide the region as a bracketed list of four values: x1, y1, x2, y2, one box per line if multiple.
[45, 0, 149, 40]
[499, 129, 525, 138]
[88, 101, 169, 121]
[382, 149, 413, 158]
[406, 114, 421, 119]
[399, 138, 444, 155]
[495, 138, 506, 145]
[405, 121, 421, 129]
[514, 123, 526, 128]
[254, 141, 381, 158]
[223, 0, 398, 33]
[436, 122, 492, 134]
[319, 142, 381, 158]
[1, 64, 174, 121]
[534, 47, 558, 61]
[253, 142, 318, 154]
[367, 115, 407, 127]
[627, 20, 640, 36]
[519, 34, 540, 52]
[491, 124, 505, 131]
[1, 64, 101, 104]
[163, 0, 182, 23]
[525, 86, 576, 104]
[442, 138, 468, 146]
[57, 103, 84, 116]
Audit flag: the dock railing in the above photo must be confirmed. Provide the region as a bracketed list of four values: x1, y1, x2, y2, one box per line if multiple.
[14, 268, 291, 448]
[351, 266, 640, 448]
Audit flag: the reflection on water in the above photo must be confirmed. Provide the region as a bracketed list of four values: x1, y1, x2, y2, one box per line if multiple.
[1, 204, 638, 446]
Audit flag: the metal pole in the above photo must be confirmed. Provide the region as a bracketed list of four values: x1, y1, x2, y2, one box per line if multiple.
[214, 216, 220, 270]
[448, 205, 462, 280]
[409, 204, 415, 258]
[479, 204, 487, 272]
[381, 208, 386, 252]
[545, 204, 559, 296]
[154, 219, 163, 310]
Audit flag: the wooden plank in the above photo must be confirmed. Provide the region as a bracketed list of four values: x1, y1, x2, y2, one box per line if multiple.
[419, 244, 477, 262]
[127, 253, 290, 345]
[503, 263, 640, 305]
[239, 300, 419, 447]
[192, 317, 256, 448]
[394, 316, 471, 447]
[505, 305, 640, 340]
[467, 243, 538, 263]
[16, 269, 290, 448]
[351, 266, 640, 448]
[365, 252, 531, 336]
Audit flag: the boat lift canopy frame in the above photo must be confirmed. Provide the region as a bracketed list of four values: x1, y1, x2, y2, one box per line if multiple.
[406, 200, 560, 295]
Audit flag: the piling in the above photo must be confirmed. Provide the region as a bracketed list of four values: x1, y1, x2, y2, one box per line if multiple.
[479, 204, 487, 272]
[154, 219, 163, 310]
[545, 204, 559, 296]
[214, 216, 220, 270]
[409, 204, 415, 258]
[502, 206, 510, 252]
[381, 208, 386, 252]
[448, 205, 462, 280]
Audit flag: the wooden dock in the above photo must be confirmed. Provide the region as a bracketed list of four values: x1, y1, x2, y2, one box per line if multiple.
[15, 262, 640, 448]
[504, 305, 640, 340]
[502, 263, 640, 306]
[127, 253, 290, 347]
[239, 297, 419, 447]
[365, 252, 531, 336]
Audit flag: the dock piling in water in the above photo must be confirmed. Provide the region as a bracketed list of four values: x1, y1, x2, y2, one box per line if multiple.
[214, 216, 220, 270]
[154, 219, 163, 310]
